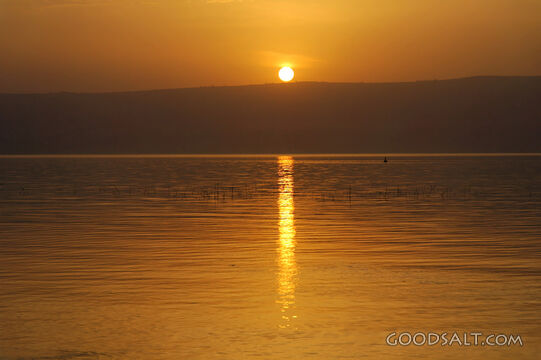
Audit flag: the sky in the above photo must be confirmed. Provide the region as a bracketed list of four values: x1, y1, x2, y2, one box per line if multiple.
[0, 0, 540, 92]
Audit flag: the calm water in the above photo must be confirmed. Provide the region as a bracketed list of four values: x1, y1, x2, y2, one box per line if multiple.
[1, 155, 540, 359]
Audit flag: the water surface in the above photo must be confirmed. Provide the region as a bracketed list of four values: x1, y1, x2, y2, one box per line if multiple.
[1, 154, 540, 359]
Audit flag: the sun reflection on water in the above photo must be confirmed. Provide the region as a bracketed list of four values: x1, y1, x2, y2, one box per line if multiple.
[277, 156, 297, 329]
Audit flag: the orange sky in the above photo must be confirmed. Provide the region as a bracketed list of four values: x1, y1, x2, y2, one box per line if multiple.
[1, 0, 540, 92]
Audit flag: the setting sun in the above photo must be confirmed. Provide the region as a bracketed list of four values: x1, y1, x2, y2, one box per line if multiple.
[279, 67, 294, 82]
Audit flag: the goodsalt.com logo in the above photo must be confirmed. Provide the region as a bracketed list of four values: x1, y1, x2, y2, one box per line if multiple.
[386, 332, 523, 347]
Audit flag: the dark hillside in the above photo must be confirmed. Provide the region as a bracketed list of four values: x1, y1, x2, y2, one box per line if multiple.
[1, 76, 539, 153]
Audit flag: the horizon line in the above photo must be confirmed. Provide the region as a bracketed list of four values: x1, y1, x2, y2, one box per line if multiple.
[2, 153, 541, 158]
[1, 75, 540, 96]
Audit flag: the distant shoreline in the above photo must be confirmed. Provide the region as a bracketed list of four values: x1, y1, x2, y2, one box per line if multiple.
[1, 153, 541, 158]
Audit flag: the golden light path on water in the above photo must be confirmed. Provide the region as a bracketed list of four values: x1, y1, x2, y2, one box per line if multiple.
[277, 156, 297, 329]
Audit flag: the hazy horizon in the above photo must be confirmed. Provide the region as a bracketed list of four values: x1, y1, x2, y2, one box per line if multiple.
[2, 153, 541, 158]
[1, 75, 540, 95]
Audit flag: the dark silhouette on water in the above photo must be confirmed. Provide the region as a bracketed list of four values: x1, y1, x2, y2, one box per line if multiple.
[384, 157, 388, 163]
[0, 76, 540, 154]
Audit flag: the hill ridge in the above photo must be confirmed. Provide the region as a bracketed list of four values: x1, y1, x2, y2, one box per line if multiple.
[1, 76, 539, 154]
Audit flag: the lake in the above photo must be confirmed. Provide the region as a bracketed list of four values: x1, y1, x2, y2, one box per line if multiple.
[0, 154, 540, 359]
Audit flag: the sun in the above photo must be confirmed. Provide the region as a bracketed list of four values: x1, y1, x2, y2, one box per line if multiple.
[279, 67, 294, 82]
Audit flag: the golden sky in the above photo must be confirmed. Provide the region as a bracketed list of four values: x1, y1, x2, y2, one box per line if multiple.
[1, 0, 540, 92]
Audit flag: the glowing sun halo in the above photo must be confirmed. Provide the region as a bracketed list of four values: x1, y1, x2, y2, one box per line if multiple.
[279, 67, 294, 82]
